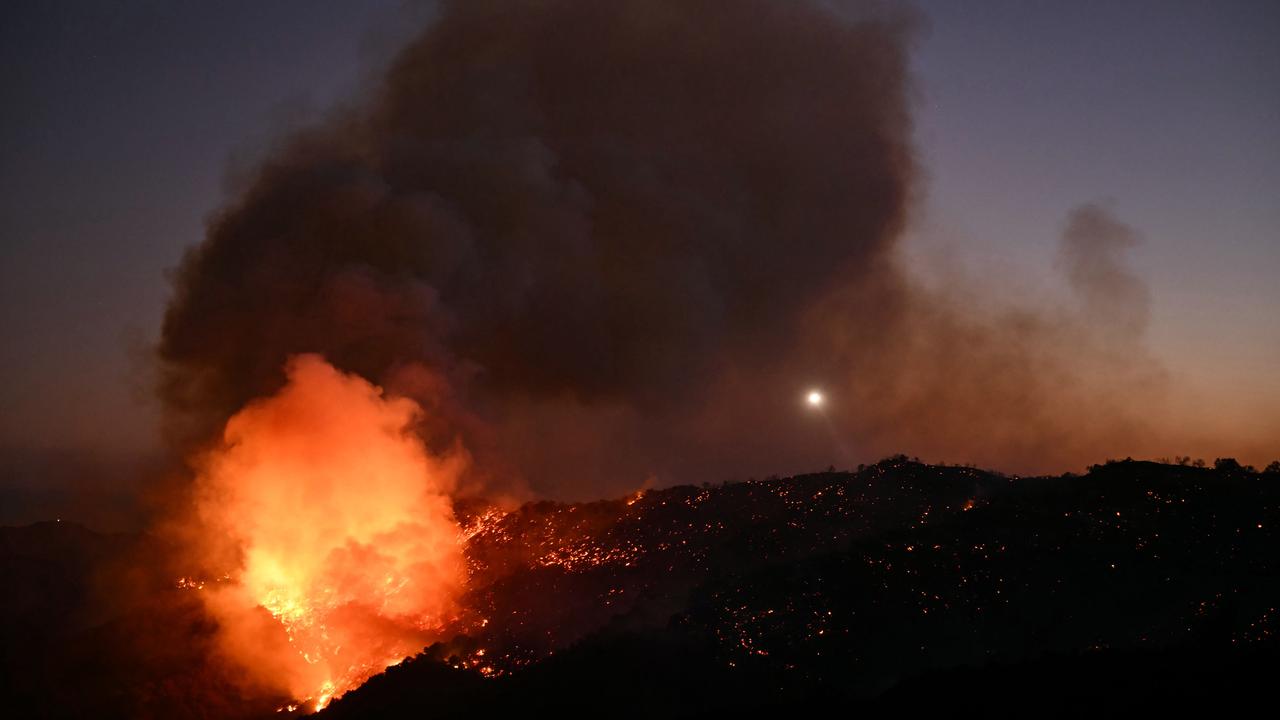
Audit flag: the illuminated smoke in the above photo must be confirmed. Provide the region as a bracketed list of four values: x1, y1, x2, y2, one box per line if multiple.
[157, 0, 916, 498]
[158, 1, 1262, 517]
[190, 355, 465, 708]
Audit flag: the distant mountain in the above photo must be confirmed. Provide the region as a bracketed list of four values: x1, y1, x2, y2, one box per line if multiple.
[3, 458, 1278, 718]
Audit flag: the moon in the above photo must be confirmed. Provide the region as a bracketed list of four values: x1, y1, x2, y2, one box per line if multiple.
[806, 390, 824, 407]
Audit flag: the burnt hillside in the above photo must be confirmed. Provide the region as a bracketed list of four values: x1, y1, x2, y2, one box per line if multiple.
[336, 457, 1280, 717]
[327, 456, 1280, 712]
[3, 458, 1278, 718]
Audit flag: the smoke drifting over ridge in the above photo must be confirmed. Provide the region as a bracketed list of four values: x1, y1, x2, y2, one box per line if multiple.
[159, 0, 1185, 499]
[826, 202, 1168, 475]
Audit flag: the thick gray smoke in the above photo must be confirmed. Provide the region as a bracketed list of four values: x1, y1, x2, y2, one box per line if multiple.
[159, 0, 1180, 498]
[160, 0, 915, 496]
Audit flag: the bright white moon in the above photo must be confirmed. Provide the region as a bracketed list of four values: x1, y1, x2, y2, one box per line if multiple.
[806, 390, 824, 407]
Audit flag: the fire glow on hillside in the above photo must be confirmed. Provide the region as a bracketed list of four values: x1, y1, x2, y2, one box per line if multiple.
[184, 355, 468, 710]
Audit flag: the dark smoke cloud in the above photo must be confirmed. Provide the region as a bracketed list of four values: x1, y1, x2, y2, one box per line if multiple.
[159, 0, 1181, 498]
[160, 0, 915, 495]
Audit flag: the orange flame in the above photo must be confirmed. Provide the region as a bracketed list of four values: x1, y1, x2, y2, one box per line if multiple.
[190, 355, 466, 708]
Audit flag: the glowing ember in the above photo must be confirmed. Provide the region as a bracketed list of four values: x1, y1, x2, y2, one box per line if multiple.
[536, 539, 645, 571]
[189, 355, 467, 708]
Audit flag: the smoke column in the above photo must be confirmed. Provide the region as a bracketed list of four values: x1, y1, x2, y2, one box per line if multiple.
[160, 0, 1233, 502]
[159, 0, 916, 497]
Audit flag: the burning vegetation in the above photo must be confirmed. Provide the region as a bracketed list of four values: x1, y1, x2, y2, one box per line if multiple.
[318, 458, 1280, 716]
[3, 458, 1279, 717]
[147, 347, 1278, 714]
[183, 355, 467, 709]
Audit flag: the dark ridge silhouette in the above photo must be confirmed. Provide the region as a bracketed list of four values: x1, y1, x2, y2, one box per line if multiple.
[4, 457, 1277, 717]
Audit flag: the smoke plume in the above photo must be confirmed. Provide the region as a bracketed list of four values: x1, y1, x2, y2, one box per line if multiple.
[160, 0, 1187, 500]
[159, 0, 916, 497]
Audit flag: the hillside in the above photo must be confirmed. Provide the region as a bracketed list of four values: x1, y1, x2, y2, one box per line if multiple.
[2, 458, 1278, 717]
[326, 458, 1280, 717]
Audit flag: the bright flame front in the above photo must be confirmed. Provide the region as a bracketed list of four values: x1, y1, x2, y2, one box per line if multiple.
[191, 355, 467, 708]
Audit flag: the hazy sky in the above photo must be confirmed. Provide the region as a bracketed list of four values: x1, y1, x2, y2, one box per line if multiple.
[2, 1, 1276, 476]
[909, 1, 1279, 429]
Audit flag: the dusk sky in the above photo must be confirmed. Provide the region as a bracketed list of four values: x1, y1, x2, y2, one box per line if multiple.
[2, 1, 1276, 517]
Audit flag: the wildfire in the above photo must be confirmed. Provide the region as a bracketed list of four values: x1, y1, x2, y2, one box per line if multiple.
[462, 507, 510, 543]
[536, 539, 645, 571]
[188, 355, 468, 709]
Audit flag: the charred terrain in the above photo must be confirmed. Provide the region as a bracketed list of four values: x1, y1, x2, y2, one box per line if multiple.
[3, 457, 1278, 718]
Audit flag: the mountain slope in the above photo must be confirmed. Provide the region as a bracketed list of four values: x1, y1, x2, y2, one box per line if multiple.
[325, 458, 1280, 717]
[3, 458, 1277, 718]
